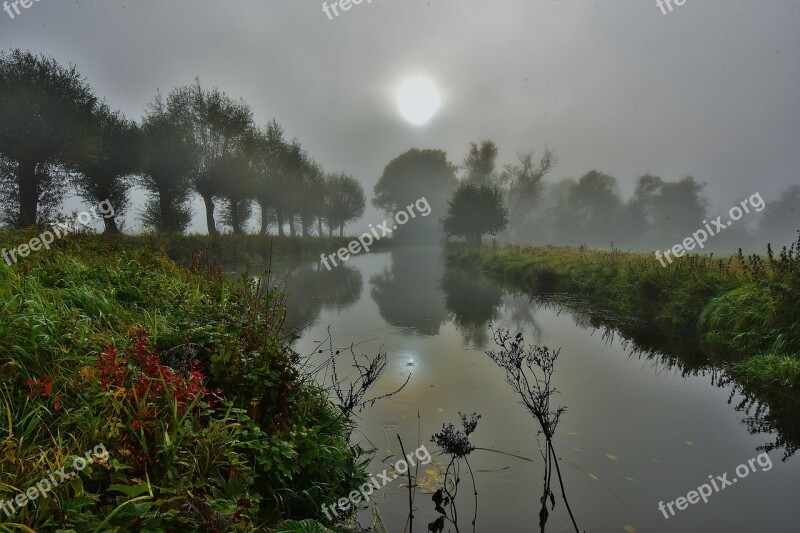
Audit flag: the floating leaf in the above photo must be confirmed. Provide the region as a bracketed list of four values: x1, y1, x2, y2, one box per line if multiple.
[623, 525, 637, 533]
[624, 476, 635, 481]
[685, 440, 694, 446]
[567, 431, 578, 436]
[588, 473, 599, 481]
[436, 407, 445, 413]
[605, 453, 618, 461]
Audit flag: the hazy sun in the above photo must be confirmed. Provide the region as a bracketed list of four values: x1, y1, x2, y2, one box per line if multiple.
[396, 76, 441, 126]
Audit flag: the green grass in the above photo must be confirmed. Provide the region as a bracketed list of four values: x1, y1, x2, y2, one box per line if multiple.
[0, 229, 367, 531]
[447, 238, 800, 390]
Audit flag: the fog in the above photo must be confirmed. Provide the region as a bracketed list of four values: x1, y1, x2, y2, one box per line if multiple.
[1, 0, 797, 243]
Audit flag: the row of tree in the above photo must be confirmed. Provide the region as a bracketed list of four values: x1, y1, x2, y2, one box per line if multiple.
[389, 139, 797, 249]
[2, 49, 794, 247]
[0, 50, 366, 235]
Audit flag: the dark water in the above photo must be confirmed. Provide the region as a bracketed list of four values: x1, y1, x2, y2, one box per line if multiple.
[242, 246, 800, 532]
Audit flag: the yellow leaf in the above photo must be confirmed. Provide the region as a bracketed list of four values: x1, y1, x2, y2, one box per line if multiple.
[436, 407, 445, 413]
[624, 476, 635, 481]
[651, 458, 660, 463]
[425, 469, 438, 476]
[686, 440, 694, 446]
[623, 525, 637, 533]
[588, 473, 599, 481]
[567, 431, 578, 436]
[605, 453, 618, 461]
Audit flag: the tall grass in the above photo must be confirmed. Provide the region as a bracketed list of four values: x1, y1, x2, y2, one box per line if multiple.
[447, 235, 800, 390]
[0, 230, 365, 531]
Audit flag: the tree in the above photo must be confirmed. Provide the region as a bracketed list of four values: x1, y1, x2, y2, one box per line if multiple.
[441, 183, 508, 246]
[0, 50, 98, 227]
[167, 80, 254, 235]
[554, 170, 623, 246]
[759, 185, 800, 246]
[463, 140, 498, 186]
[374, 149, 457, 241]
[275, 139, 306, 237]
[326, 173, 365, 237]
[620, 174, 664, 247]
[217, 144, 256, 235]
[251, 120, 287, 235]
[139, 97, 197, 233]
[648, 176, 707, 244]
[72, 105, 143, 233]
[501, 148, 558, 235]
[297, 158, 326, 237]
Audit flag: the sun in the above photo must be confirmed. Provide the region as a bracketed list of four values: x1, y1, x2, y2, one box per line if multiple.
[396, 76, 442, 126]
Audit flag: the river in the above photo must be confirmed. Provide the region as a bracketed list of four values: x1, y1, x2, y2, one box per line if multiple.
[241, 245, 800, 532]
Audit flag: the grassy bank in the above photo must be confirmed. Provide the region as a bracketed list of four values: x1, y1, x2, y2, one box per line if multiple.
[120, 233, 360, 268]
[0, 229, 365, 531]
[447, 239, 800, 390]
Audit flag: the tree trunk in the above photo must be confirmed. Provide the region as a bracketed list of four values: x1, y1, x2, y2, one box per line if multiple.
[317, 216, 323, 237]
[259, 202, 269, 235]
[18, 160, 39, 228]
[230, 199, 242, 235]
[339, 222, 344, 237]
[276, 211, 285, 236]
[103, 215, 120, 234]
[288, 215, 297, 237]
[203, 194, 219, 236]
[159, 193, 172, 232]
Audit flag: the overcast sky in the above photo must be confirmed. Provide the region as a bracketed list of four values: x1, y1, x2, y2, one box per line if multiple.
[2, 0, 798, 233]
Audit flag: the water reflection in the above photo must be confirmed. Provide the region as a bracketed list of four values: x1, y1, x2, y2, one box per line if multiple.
[438, 266, 503, 348]
[275, 247, 798, 530]
[494, 289, 800, 461]
[370, 246, 448, 335]
[281, 263, 363, 332]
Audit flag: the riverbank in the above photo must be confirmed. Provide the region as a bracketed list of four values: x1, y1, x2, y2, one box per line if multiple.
[0, 230, 363, 531]
[446, 240, 800, 391]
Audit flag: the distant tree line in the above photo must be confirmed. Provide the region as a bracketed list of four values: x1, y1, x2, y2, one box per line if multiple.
[435, 139, 798, 249]
[2, 49, 795, 248]
[0, 50, 365, 236]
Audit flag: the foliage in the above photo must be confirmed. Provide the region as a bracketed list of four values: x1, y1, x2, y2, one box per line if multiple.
[462, 140, 498, 186]
[441, 183, 508, 246]
[139, 96, 197, 233]
[166, 80, 255, 236]
[0, 49, 98, 227]
[325, 173, 366, 237]
[0, 233, 368, 530]
[373, 149, 457, 241]
[71, 104, 144, 233]
[448, 234, 800, 390]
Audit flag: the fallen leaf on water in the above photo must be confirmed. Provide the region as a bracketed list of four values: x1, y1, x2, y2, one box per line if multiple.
[567, 431, 578, 436]
[425, 469, 438, 476]
[436, 407, 445, 413]
[573, 447, 584, 452]
[686, 440, 694, 446]
[651, 458, 661, 463]
[623, 525, 636, 533]
[588, 473, 599, 481]
[624, 476, 635, 482]
[605, 453, 619, 461]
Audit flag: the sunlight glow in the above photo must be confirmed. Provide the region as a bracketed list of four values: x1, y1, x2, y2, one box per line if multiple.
[396, 76, 442, 126]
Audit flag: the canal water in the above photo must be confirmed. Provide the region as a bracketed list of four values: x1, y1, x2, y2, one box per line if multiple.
[251, 245, 800, 532]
